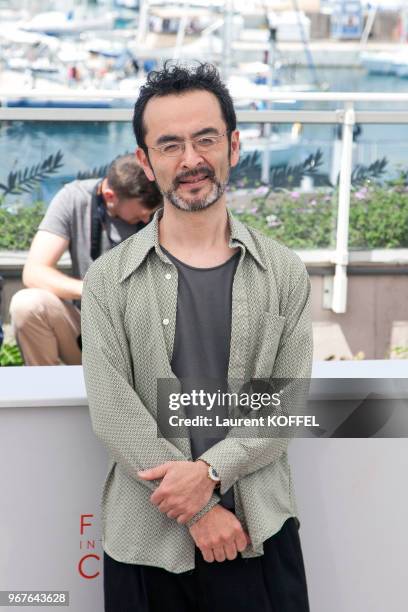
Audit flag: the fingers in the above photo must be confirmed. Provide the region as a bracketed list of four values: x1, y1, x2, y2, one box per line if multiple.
[166, 510, 179, 519]
[193, 511, 251, 564]
[151, 489, 166, 506]
[213, 546, 226, 562]
[150, 482, 171, 506]
[200, 543, 237, 563]
[199, 535, 242, 563]
[168, 510, 191, 522]
[155, 499, 192, 523]
[155, 502, 192, 523]
[176, 513, 190, 524]
[157, 500, 171, 513]
[235, 530, 249, 553]
[201, 547, 215, 563]
[138, 463, 169, 480]
[224, 541, 238, 561]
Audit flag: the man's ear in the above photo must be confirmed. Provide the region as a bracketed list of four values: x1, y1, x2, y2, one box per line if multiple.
[102, 184, 116, 204]
[136, 147, 155, 182]
[230, 130, 240, 169]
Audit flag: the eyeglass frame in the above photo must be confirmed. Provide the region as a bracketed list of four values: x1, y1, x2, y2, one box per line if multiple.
[147, 132, 228, 157]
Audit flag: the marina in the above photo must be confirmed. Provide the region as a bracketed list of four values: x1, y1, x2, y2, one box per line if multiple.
[1, 1, 408, 106]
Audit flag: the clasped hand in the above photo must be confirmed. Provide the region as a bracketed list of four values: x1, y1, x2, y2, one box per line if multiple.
[138, 460, 214, 524]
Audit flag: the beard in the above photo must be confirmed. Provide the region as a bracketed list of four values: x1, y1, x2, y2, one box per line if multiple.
[160, 165, 229, 213]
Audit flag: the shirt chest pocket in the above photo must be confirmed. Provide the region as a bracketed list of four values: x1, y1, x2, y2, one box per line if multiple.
[251, 311, 286, 378]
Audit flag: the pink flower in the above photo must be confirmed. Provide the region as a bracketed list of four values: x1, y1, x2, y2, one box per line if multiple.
[354, 186, 369, 200]
[254, 186, 269, 196]
[291, 191, 300, 199]
[250, 207, 258, 214]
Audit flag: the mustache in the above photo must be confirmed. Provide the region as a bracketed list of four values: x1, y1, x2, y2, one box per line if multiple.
[174, 166, 215, 186]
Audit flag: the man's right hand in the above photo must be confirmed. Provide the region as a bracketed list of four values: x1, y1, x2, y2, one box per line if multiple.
[189, 505, 251, 563]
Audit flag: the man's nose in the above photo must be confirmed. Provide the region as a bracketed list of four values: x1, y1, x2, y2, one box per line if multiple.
[179, 140, 205, 167]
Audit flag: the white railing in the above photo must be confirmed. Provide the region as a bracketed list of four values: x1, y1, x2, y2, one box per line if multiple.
[2, 91, 408, 313]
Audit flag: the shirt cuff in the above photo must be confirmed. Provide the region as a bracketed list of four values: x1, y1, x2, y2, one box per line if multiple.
[197, 439, 248, 495]
[185, 492, 220, 528]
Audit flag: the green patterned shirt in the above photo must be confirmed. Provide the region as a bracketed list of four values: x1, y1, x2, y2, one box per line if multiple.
[81, 206, 313, 573]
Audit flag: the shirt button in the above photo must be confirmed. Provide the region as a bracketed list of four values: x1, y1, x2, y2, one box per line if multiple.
[165, 273, 172, 280]
[162, 318, 169, 326]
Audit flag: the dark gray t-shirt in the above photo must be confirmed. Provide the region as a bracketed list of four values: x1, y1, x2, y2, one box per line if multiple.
[38, 179, 145, 307]
[162, 245, 240, 510]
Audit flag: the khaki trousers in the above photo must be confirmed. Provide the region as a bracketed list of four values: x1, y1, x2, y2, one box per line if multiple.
[9, 288, 82, 366]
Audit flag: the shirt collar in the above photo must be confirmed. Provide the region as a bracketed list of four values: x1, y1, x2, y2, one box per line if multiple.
[226, 208, 267, 271]
[119, 206, 267, 283]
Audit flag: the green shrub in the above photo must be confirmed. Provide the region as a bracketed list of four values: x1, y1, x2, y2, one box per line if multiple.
[231, 189, 337, 249]
[1, 177, 408, 252]
[348, 185, 408, 248]
[0, 342, 24, 366]
[231, 180, 408, 250]
[0, 201, 46, 250]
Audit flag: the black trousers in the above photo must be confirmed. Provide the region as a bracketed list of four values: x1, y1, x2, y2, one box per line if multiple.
[104, 518, 310, 612]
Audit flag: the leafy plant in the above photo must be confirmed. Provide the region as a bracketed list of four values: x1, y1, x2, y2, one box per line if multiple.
[76, 164, 109, 181]
[230, 149, 325, 190]
[348, 184, 408, 248]
[0, 342, 24, 366]
[269, 149, 325, 190]
[0, 201, 46, 250]
[230, 151, 263, 187]
[386, 170, 408, 189]
[0, 152, 64, 197]
[351, 158, 388, 186]
[229, 160, 408, 249]
[75, 151, 133, 181]
[232, 189, 337, 249]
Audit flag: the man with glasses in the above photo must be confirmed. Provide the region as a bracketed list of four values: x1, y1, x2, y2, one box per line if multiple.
[81, 62, 313, 612]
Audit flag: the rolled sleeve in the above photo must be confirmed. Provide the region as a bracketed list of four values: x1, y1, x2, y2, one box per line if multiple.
[37, 185, 73, 240]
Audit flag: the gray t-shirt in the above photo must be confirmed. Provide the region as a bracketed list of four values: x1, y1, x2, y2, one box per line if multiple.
[163, 245, 240, 510]
[38, 179, 146, 307]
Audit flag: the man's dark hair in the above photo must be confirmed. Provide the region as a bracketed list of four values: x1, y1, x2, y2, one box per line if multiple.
[106, 154, 162, 208]
[132, 62, 237, 154]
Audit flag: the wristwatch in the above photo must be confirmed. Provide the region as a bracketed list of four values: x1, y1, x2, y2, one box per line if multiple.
[198, 460, 221, 488]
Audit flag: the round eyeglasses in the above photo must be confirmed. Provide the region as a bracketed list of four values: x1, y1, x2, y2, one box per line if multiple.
[149, 133, 227, 157]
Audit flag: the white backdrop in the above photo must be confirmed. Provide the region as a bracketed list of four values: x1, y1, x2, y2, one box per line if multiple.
[0, 362, 407, 612]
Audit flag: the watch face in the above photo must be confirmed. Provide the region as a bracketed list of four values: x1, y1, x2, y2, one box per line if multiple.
[210, 467, 220, 481]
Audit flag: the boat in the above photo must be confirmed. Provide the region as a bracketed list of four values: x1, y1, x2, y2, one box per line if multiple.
[360, 51, 398, 75]
[361, 49, 408, 76]
[20, 10, 116, 36]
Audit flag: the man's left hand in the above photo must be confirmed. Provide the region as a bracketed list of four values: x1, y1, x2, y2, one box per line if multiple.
[138, 460, 215, 524]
